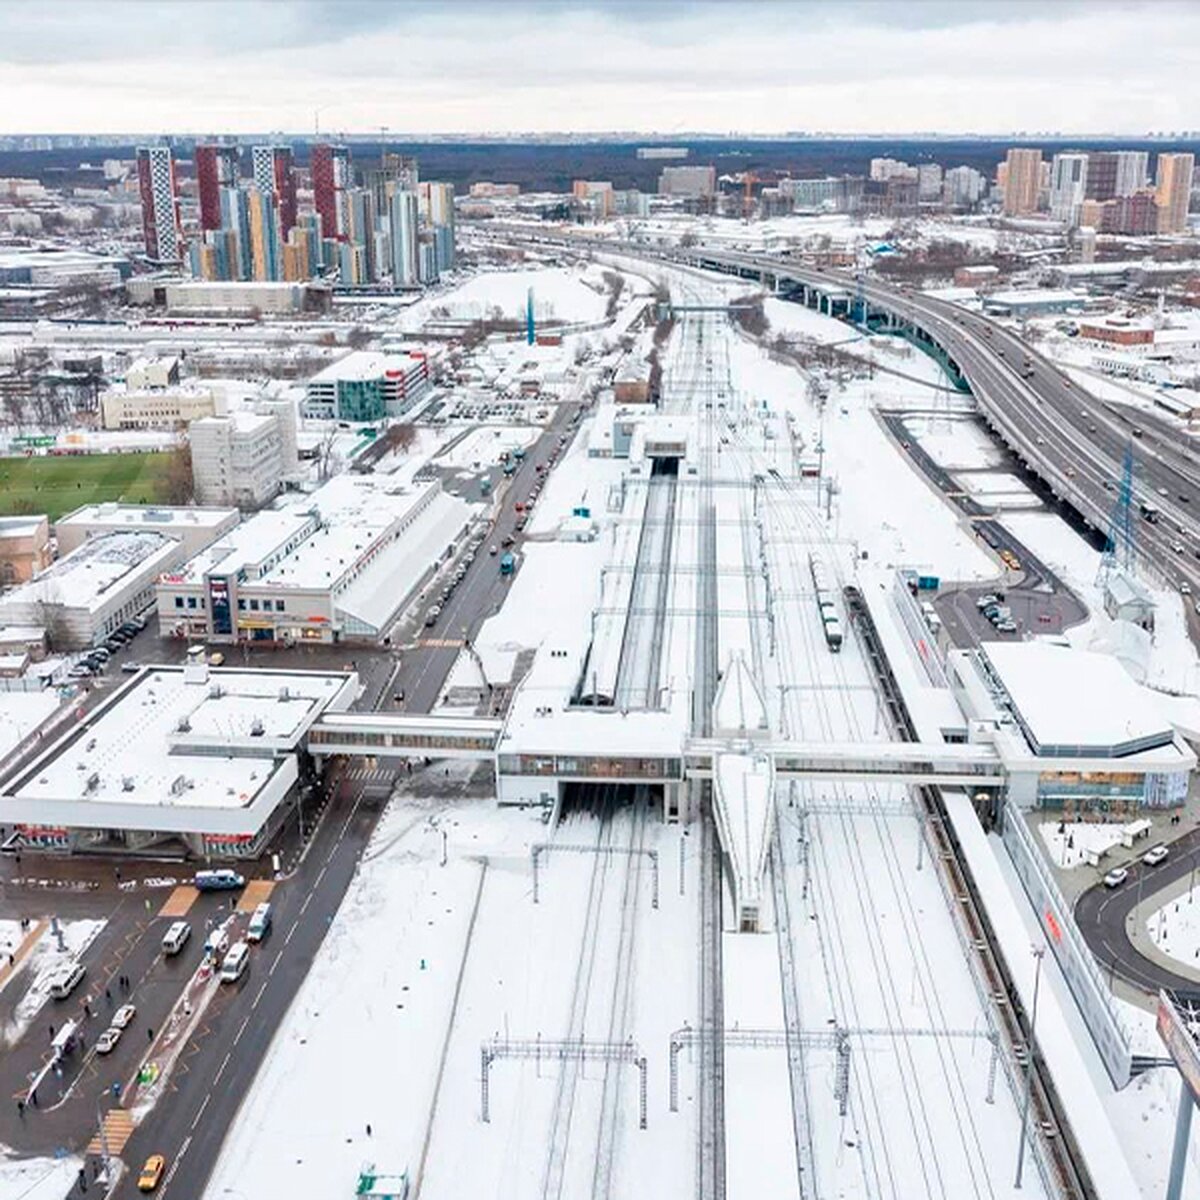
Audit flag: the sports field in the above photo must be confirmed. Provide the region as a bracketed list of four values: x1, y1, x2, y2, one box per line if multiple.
[0, 452, 177, 521]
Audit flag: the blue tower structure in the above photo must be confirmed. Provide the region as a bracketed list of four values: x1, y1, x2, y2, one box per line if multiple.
[1097, 441, 1136, 584]
[526, 287, 536, 345]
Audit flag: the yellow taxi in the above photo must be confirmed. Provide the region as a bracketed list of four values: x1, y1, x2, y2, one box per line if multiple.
[137, 1155, 166, 1192]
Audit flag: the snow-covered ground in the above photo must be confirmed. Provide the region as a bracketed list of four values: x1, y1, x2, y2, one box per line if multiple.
[1037, 819, 1131, 869]
[0, 1154, 84, 1200]
[206, 786, 698, 1200]
[1147, 886, 1200, 967]
[1, 919, 105, 1048]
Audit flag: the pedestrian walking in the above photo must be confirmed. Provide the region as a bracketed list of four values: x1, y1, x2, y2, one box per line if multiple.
[104, 986, 110, 1002]
[83, 1000, 92, 1018]
[16, 1099, 24, 1118]
[7, 952, 14, 966]
[366, 1123, 372, 1137]
[29, 1089, 37, 1108]
[48, 1023, 54, 1040]
[147, 1027, 153, 1042]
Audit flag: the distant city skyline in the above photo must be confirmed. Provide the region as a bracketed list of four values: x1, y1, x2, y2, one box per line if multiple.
[1, 0, 1198, 137]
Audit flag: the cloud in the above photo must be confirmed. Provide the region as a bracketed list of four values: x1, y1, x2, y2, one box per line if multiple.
[0, 0, 1197, 134]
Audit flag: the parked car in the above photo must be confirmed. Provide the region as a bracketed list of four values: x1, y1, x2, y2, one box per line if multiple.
[1143, 844, 1169, 867]
[1103, 866, 1129, 888]
[121, 662, 142, 674]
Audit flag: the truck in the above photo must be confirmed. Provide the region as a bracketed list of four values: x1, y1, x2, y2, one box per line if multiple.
[500, 552, 516, 576]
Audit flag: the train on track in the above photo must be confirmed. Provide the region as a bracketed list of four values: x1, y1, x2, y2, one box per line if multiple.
[809, 554, 843, 652]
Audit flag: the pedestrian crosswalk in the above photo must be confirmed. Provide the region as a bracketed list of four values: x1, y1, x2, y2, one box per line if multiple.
[158, 885, 199, 918]
[419, 638, 465, 649]
[345, 767, 395, 785]
[88, 1108, 135, 1155]
[236, 879, 276, 914]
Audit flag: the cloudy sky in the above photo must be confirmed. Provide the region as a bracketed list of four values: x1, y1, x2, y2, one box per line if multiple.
[0, 0, 1196, 136]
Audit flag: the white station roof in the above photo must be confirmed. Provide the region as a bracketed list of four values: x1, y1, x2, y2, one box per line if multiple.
[981, 642, 1175, 758]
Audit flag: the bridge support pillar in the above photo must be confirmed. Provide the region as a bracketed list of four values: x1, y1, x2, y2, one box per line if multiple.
[1167, 1084, 1194, 1200]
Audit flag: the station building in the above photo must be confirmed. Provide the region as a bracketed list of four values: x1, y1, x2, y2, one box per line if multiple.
[948, 641, 1195, 809]
[0, 660, 357, 858]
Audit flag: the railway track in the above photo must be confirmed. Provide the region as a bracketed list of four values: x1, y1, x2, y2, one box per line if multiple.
[591, 787, 650, 1200]
[541, 785, 620, 1200]
[843, 585, 1098, 1200]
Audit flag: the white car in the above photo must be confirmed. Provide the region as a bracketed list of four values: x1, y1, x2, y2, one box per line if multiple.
[111, 1003, 136, 1030]
[95, 1027, 122, 1055]
[1143, 844, 1169, 867]
[1102, 866, 1129, 889]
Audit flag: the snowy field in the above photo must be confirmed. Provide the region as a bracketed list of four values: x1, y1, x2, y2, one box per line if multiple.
[400, 265, 610, 329]
[435, 423, 540, 471]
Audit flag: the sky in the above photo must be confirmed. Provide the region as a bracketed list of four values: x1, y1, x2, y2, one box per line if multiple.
[0, 0, 1197, 137]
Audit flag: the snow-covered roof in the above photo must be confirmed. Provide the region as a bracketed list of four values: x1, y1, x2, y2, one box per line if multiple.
[0, 531, 180, 614]
[2, 666, 357, 832]
[981, 642, 1175, 757]
[307, 350, 424, 385]
[712, 651, 769, 739]
[57, 503, 238, 533]
[713, 752, 774, 916]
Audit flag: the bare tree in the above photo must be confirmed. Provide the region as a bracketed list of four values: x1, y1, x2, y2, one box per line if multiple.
[162, 445, 194, 505]
[317, 426, 342, 482]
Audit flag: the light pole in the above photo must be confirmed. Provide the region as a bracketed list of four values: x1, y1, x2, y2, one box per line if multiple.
[1015, 944, 1046, 1189]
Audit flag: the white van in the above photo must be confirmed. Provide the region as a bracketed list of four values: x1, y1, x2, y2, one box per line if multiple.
[50, 962, 86, 1000]
[246, 903, 272, 943]
[220, 941, 249, 984]
[162, 921, 191, 957]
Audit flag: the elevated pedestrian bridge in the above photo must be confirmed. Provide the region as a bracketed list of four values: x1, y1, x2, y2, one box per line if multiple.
[306, 713, 1004, 786]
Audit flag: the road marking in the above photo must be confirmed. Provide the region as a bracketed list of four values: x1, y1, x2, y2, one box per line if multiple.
[158, 886, 199, 918]
[213, 1051, 232, 1087]
[237, 879, 276, 913]
[270, 948, 284, 975]
[234, 1015, 250, 1046]
[299, 893, 313, 916]
[252, 979, 269, 1008]
[190, 1093, 210, 1131]
[315, 864, 328, 887]
[285, 920, 299, 945]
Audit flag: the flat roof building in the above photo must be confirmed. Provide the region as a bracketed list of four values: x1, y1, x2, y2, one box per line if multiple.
[156, 474, 476, 644]
[0, 530, 185, 648]
[56, 503, 240, 560]
[190, 404, 296, 510]
[948, 642, 1195, 809]
[0, 663, 357, 858]
[302, 350, 432, 423]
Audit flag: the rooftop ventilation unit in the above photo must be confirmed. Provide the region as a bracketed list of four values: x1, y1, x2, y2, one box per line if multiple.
[122, 776, 135, 792]
[169, 774, 190, 796]
[176, 716, 191, 733]
[84, 772, 100, 793]
[250, 717, 265, 737]
[278, 686, 291, 701]
[208, 684, 224, 699]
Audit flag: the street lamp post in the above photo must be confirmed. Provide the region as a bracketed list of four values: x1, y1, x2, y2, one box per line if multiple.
[1015, 944, 1046, 1189]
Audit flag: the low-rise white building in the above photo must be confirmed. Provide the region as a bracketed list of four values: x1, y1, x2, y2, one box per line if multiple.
[56, 503, 240, 560]
[156, 474, 477, 644]
[0, 530, 185, 648]
[101, 385, 217, 430]
[0, 662, 357, 857]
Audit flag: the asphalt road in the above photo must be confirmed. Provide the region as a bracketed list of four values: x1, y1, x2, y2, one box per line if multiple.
[1075, 825, 1200, 994]
[107, 764, 388, 1200]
